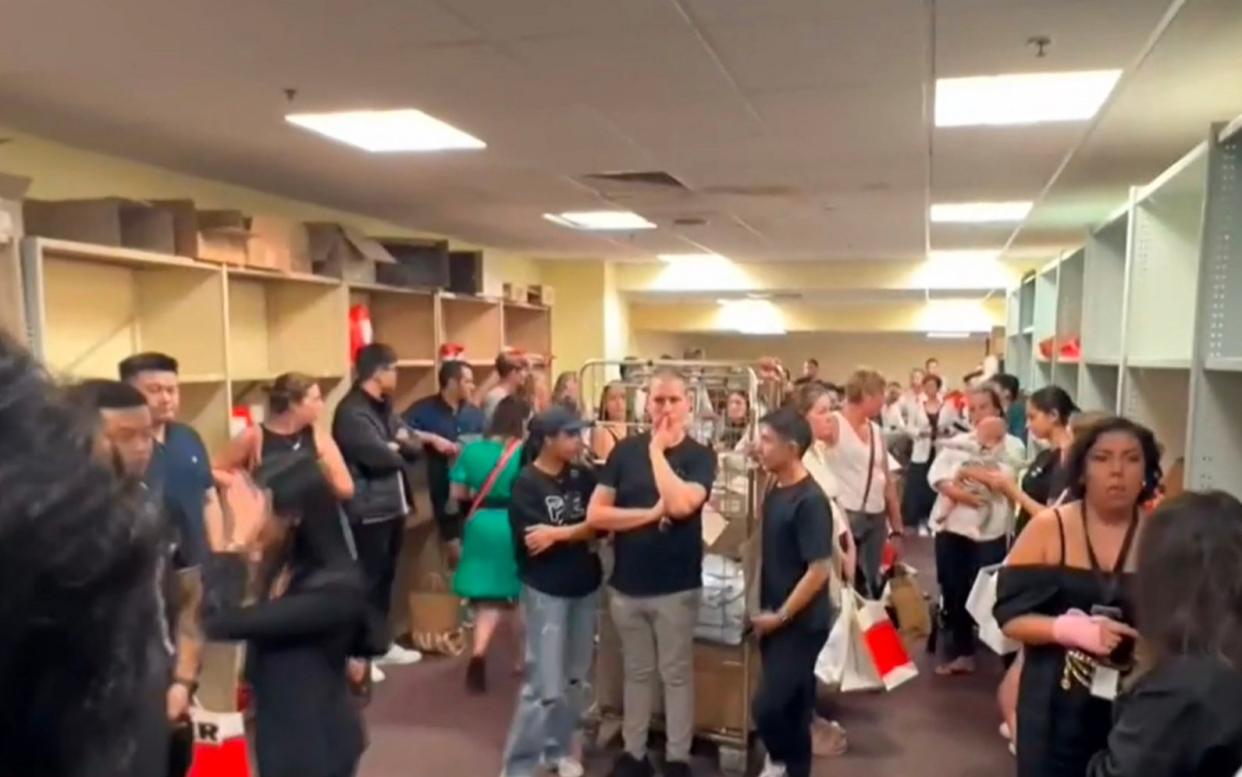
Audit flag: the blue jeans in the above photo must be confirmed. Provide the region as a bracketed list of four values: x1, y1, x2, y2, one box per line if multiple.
[501, 587, 599, 777]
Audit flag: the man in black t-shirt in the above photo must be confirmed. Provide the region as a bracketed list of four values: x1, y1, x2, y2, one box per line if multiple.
[750, 408, 834, 777]
[587, 368, 717, 777]
[501, 406, 600, 777]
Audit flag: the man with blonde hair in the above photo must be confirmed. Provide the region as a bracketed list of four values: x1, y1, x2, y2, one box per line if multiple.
[820, 369, 904, 598]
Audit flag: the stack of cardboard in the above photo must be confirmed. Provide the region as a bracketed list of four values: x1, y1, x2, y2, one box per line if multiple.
[24, 197, 181, 255]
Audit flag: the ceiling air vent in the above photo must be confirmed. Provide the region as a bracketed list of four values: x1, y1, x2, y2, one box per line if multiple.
[581, 170, 689, 190]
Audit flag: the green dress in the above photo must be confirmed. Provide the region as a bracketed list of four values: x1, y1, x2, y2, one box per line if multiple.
[451, 438, 524, 601]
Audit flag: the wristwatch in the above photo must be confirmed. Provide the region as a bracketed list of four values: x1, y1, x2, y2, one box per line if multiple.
[888, 528, 905, 539]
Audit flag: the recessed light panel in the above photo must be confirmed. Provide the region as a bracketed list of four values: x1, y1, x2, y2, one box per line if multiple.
[928, 249, 1002, 262]
[930, 201, 1032, 223]
[544, 211, 656, 231]
[285, 109, 486, 152]
[935, 70, 1122, 127]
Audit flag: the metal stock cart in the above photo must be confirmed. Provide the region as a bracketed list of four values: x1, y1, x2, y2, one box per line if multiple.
[578, 358, 779, 775]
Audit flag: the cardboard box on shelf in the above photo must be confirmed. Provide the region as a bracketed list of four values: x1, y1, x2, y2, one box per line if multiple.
[0, 174, 30, 344]
[377, 237, 450, 288]
[196, 209, 254, 267]
[306, 223, 395, 284]
[448, 250, 483, 295]
[527, 284, 555, 306]
[250, 216, 311, 274]
[502, 282, 527, 303]
[24, 197, 178, 254]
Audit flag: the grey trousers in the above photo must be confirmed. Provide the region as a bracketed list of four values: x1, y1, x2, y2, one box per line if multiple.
[609, 588, 699, 763]
[847, 509, 888, 599]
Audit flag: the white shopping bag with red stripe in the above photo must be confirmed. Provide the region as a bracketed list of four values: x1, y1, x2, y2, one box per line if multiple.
[849, 592, 919, 692]
[187, 708, 255, 777]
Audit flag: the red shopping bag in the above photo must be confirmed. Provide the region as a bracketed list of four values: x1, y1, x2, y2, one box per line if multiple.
[187, 709, 254, 777]
[855, 596, 919, 691]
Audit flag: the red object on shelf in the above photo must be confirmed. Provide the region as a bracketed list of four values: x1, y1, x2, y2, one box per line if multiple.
[1037, 335, 1081, 362]
[348, 304, 373, 363]
[440, 342, 466, 361]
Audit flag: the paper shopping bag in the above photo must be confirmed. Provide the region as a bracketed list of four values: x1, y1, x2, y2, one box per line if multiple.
[814, 586, 856, 689]
[887, 564, 932, 642]
[854, 595, 919, 691]
[839, 593, 885, 693]
[408, 573, 465, 656]
[187, 708, 254, 777]
[966, 563, 1019, 655]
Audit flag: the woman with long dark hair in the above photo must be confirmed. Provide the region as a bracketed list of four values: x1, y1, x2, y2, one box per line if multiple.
[720, 389, 751, 450]
[590, 381, 629, 462]
[996, 416, 1159, 777]
[1085, 490, 1242, 776]
[202, 461, 367, 777]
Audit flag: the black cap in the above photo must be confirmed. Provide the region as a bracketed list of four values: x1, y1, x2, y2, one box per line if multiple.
[530, 405, 591, 436]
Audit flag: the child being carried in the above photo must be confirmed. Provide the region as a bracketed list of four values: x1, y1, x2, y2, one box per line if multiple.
[927, 417, 1015, 541]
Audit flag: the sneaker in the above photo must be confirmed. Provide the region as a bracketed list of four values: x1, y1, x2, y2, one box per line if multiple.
[370, 663, 386, 684]
[550, 757, 585, 777]
[376, 643, 423, 666]
[662, 761, 692, 777]
[759, 756, 787, 777]
[608, 753, 653, 777]
[466, 656, 487, 694]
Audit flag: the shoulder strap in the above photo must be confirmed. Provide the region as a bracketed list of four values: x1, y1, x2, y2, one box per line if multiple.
[466, 440, 521, 522]
[858, 420, 877, 512]
[1053, 507, 1067, 566]
[251, 425, 265, 469]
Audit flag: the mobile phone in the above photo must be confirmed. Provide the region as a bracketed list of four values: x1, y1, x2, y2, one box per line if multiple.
[1091, 605, 1134, 667]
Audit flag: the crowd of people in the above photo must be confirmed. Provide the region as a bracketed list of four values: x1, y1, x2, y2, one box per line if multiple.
[4, 334, 1242, 777]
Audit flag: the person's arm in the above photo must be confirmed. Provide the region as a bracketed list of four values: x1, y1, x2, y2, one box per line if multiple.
[203, 487, 226, 552]
[883, 474, 903, 534]
[935, 480, 986, 508]
[962, 464, 1044, 517]
[648, 422, 715, 518]
[586, 486, 662, 532]
[202, 554, 364, 641]
[312, 427, 355, 501]
[212, 427, 259, 486]
[167, 566, 203, 723]
[754, 495, 834, 635]
[333, 405, 405, 472]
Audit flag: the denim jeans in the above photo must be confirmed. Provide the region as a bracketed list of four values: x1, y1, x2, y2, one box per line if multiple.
[848, 510, 888, 599]
[501, 587, 599, 777]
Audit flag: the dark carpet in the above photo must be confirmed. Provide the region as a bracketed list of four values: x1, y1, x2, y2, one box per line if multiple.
[359, 537, 1015, 777]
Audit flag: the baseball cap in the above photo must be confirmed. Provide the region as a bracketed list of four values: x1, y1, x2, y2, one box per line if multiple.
[530, 405, 591, 436]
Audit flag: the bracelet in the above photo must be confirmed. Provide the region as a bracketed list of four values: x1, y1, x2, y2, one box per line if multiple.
[172, 677, 198, 695]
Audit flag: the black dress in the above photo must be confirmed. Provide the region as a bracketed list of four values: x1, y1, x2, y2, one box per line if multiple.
[995, 509, 1138, 777]
[1015, 447, 1068, 535]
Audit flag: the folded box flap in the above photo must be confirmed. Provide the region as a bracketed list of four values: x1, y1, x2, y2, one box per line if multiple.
[341, 226, 395, 264]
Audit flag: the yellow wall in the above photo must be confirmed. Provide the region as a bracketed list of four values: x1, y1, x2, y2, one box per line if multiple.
[628, 297, 1005, 334]
[535, 260, 607, 375]
[630, 331, 988, 385]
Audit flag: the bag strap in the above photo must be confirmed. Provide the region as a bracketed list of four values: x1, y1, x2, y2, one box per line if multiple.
[466, 440, 521, 522]
[859, 420, 877, 512]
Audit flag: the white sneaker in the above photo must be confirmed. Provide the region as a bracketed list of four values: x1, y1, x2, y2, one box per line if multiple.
[370, 663, 387, 684]
[759, 755, 787, 777]
[376, 643, 423, 666]
[550, 757, 584, 777]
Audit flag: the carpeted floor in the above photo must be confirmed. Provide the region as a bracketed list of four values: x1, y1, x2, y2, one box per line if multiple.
[359, 537, 1015, 777]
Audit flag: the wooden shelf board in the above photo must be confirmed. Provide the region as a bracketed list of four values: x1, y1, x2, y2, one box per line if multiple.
[1205, 356, 1242, 373]
[396, 359, 435, 369]
[348, 281, 435, 296]
[503, 300, 548, 311]
[33, 237, 210, 272]
[1083, 356, 1120, 367]
[228, 266, 340, 286]
[441, 292, 501, 306]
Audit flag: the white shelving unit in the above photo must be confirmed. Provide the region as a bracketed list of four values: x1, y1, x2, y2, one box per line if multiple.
[1003, 114, 1242, 498]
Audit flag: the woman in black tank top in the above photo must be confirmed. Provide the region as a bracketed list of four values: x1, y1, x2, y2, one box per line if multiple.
[214, 373, 354, 501]
[996, 417, 1161, 777]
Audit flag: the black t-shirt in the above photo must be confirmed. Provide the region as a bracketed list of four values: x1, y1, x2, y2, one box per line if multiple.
[599, 433, 717, 597]
[1018, 447, 1068, 529]
[508, 463, 601, 598]
[761, 476, 834, 633]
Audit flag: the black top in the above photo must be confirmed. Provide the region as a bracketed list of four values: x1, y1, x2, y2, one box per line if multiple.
[995, 510, 1137, 777]
[599, 433, 717, 597]
[760, 476, 834, 632]
[203, 555, 366, 777]
[260, 424, 317, 461]
[1017, 447, 1068, 531]
[508, 463, 601, 598]
[1086, 655, 1242, 777]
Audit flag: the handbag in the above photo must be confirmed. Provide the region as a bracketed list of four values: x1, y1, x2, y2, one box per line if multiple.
[852, 592, 919, 692]
[886, 564, 932, 641]
[408, 573, 466, 656]
[967, 563, 1018, 655]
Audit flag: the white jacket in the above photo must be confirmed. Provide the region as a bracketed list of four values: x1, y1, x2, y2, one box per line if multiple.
[905, 398, 960, 464]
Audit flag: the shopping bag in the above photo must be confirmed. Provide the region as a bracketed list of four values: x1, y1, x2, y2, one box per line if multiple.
[887, 564, 932, 642]
[966, 563, 1018, 655]
[814, 586, 857, 689]
[854, 594, 919, 691]
[408, 573, 465, 656]
[187, 708, 254, 777]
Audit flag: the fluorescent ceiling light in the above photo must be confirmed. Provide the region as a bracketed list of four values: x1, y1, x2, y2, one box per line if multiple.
[719, 299, 786, 335]
[931, 201, 1032, 223]
[658, 253, 727, 263]
[544, 211, 656, 231]
[929, 249, 1002, 262]
[927, 331, 972, 340]
[285, 108, 485, 152]
[936, 70, 1122, 127]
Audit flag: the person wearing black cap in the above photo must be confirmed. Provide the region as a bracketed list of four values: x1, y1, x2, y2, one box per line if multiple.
[750, 408, 835, 777]
[500, 405, 599, 777]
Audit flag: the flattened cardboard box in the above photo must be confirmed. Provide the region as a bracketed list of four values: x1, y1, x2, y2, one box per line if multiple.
[0, 173, 30, 344]
[306, 222, 395, 284]
[23, 197, 178, 255]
